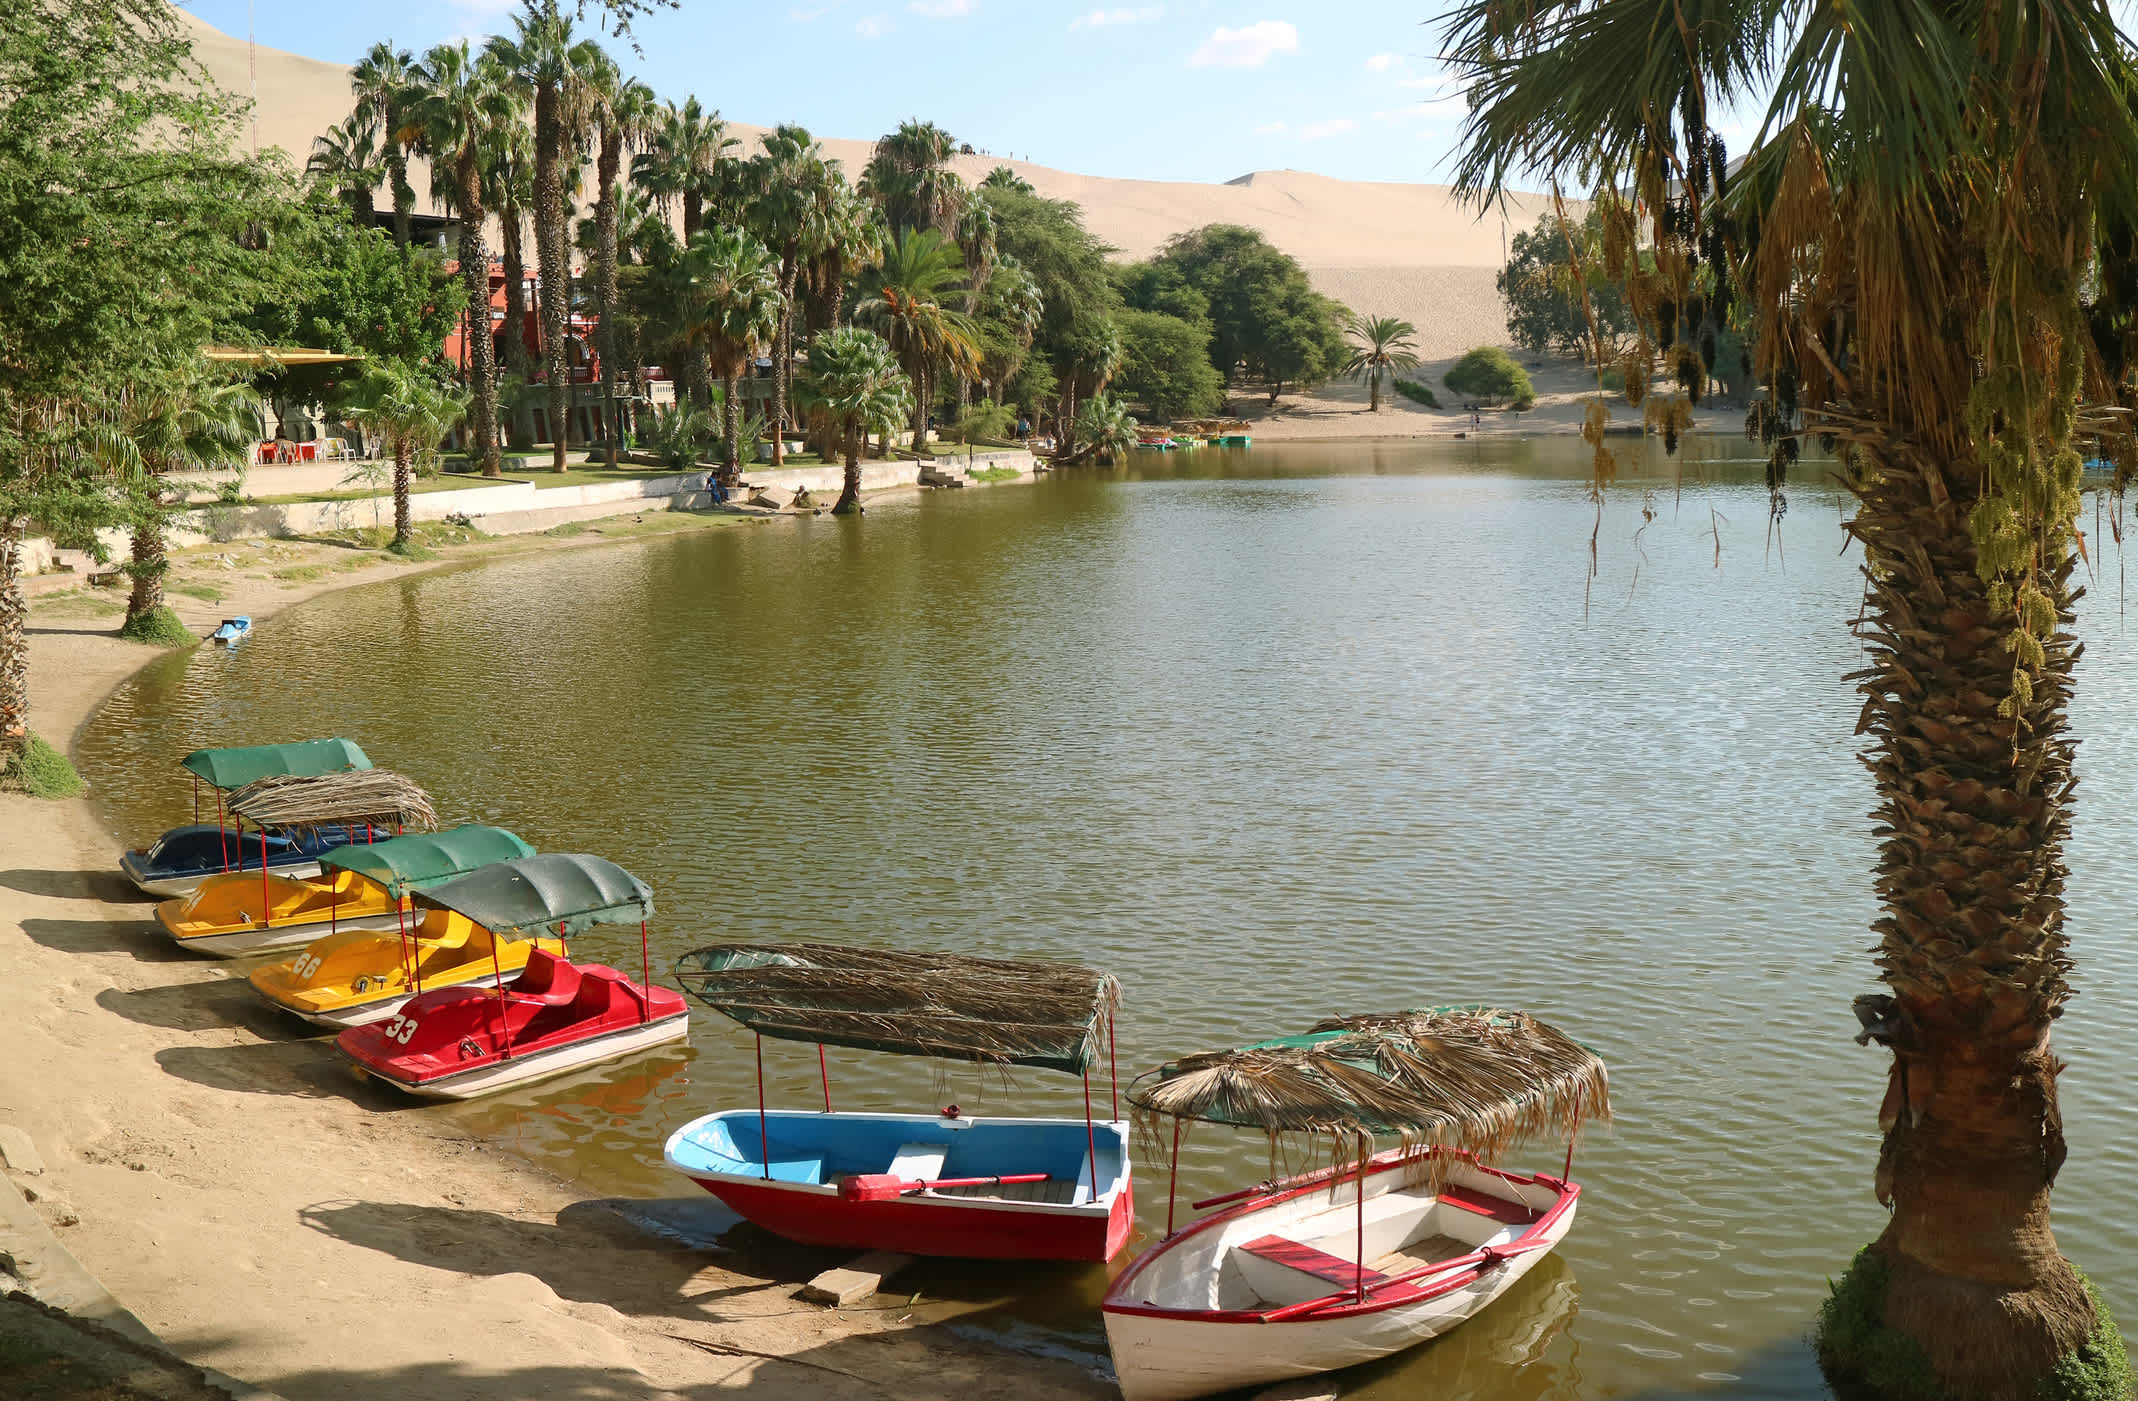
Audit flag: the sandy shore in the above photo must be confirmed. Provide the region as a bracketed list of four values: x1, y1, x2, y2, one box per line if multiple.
[0, 512, 1113, 1401]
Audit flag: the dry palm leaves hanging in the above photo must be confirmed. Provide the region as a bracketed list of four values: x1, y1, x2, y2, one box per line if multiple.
[225, 769, 438, 834]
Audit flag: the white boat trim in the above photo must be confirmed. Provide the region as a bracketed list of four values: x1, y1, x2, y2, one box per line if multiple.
[287, 969, 511, 1029]
[126, 858, 327, 900]
[352, 1012, 690, 1100]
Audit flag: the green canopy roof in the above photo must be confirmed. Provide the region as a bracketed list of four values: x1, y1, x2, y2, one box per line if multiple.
[180, 739, 371, 791]
[316, 824, 536, 900]
[412, 854, 652, 939]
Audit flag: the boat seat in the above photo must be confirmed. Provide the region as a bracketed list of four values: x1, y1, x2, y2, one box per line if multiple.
[1439, 1183, 1539, 1224]
[1237, 1236, 1392, 1290]
[886, 1142, 948, 1183]
[512, 951, 582, 1006]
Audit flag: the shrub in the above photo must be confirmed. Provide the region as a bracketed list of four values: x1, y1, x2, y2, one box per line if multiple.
[640, 405, 717, 471]
[1, 733, 85, 799]
[1443, 346, 1537, 408]
[117, 604, 198, 647]
[1393, 378, 1441, 409]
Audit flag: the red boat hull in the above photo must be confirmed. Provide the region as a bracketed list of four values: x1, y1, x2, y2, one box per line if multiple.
[684, 1171, 1135, 1262]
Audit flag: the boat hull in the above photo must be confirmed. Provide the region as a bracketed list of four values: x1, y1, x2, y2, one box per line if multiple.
[1102, 1154, 1576, 1401]
[120, 825, 353, 899]
[667, 1109, 1134, 1262]
[124, 854, 326, 900]
[162, 919, 357, 958]
[348, 1012, 689, 1100]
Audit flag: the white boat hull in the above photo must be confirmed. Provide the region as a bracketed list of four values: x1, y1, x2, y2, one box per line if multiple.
[350, 1014, 690, 1100]
[1103, 1154, 1578, 1401]
[275, 970, 513, 1030]
[129, 859, 326, 900]
[171, 914, 402, 958]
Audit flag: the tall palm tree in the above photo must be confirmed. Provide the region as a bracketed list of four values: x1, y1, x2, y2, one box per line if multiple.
[799, 327, 912, 515]
[1340, 314, 1420, 413]
[94, 371, 261, 635]
[348, 360, 469, 551]
[1444, 3, 2138, 1397]
[977, 254, 1042, 406]
[350, 41, 417, 248]
[406, 40, 517, 476]
[483, 122, 537, 451]
[586, 61, 657, 467]
[950, 196, 997, 422]
[306, 116, 384, 226]
[651, 226, 781, 472]
[855, 228, 979, 456]
[633, 97, 734, 243]
[980, 165, 1033, 196]
[801, 177, 884, 337]
[746, 124, 834, 467]
[1057, 318, 1121, 459]
[488, 3, 605, 472]
[861, 119, 967, 235]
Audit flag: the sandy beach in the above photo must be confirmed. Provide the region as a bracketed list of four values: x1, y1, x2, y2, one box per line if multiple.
[0, 513, 1111, 1401]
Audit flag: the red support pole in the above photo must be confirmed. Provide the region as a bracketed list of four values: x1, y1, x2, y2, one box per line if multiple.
[1355, 1132, 1368, 1303]
[1166, 1116, 1181, 1236]
[756, 1035, 770, 1180]
[818, 1045, 831, 1112]
[260, 830, 271, 930]
[217, 792, 229, 871]
[1082, 1069, 1099, 1205]
[488, 937, 512, 1059]
[638, 920, 651, 1025]
[1107, 1011, 1119, 1120]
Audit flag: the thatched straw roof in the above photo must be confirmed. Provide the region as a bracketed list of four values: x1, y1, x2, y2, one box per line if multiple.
[225, 769, 437, 834]
[674, 943, 1120, 1076]
[1128, 1008, 1607, 1166]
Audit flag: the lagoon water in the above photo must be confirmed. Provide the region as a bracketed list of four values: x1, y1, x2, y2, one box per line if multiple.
[78, 438, 2138, 1400]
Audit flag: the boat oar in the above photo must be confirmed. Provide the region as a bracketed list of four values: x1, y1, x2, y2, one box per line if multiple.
[838, 1172, 1049, 1203]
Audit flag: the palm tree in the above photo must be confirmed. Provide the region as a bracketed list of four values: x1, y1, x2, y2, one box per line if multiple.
[350, 41, 417, 248]
[633, 98, 734, 243]
[1057, 318, 1122, 459]
[799, 327, 912, 515]
[1072, 395, 1135, 467]
[483, 122, 537, 451]
[855, 228, 979, 456]
[488, 2, 605, 472]
[586, 61, 657, 467]
[862, 119, 967, 236]
[651, 226, 781, 471]
[306, 116, 384, 226]
[746, 124, 835, 467]
[94, 371, 261, 637]
[950, 196, 997, 422]
[1340, 315, 1421, 413]
[1444, 3, 2138, 1396]
[801, 177, 884, 337]
[978, 254, 1042, 405]
[406, 40, 516, 477]
[980, 165, 1033, 196]
[348, 360, 469, 551]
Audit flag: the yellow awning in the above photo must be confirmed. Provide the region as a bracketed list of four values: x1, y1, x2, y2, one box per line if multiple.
[203, 346, 364, 366]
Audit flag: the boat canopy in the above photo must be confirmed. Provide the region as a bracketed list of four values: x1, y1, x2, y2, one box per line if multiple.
[1126, 1008, 1608, 1160]
[225, 769, 437, 834]
[180, 738, 371, 791]
[315, 824, 536, 900]
[413, 854, 652, 939]
[673, 942, 1119, 1076]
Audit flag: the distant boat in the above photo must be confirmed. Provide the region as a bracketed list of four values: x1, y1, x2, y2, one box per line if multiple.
[209, 616, 251, 644]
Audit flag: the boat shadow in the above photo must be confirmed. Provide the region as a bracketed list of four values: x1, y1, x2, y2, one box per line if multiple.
[153, 1037, 409, 1106]
[0, 866, 145, 903]
[18, 915, 192, 962]
[96, 976, 315, 1037]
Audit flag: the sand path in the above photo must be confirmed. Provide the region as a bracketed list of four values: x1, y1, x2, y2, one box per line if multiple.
[0, 517, 1111, 1401]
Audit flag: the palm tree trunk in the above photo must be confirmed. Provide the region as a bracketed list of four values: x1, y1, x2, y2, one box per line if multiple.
[721, 370, 741, 471]
[534, 79, 571, 473]
[392, 442, 413, 549]
[501, 211, 534, 451]
[688, 349, 711, 413]
[1837, 445, 2093, 1398]
[1369, 369, 1383, 413]
[771, 259, 798, 467]
[350, 186, 376, 229]
[125, 520, 165, 626]
[911, 362, 930, 456]
[388, 149, 413, 249]
[594, 127, 623, 469]
[832, 428, 862, 515]
[0, 518, 26, 767]
[455, 157, 502, 478]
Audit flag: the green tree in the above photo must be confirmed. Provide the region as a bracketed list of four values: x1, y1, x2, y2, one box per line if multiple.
[483, 121, 538, 451]
[1072, 395, 1137, 466]
[651, 227, 780, 471]
[405, 40, 516, 476]
[984, 186, 1119, 435]
[1447, 2, 2138, 1395]
[973, 254, 1043, 407]
[861, 119, 968, 236]
[1341, 315, 1422, 413]
[1150, 224, 1346, 400]
[746, 124, 835, 467]
[586, 61, 657, 466]
[800, 327, 912, 515]
[1115, 309, 1223, 422]
[855, 229, 980, 456]
[347, 360, 468, 551]
[800, 176, 884, 339]
[350, 42, 419, 249]
[1442, 346, 1535, 410]
[980, 165, 1033, 196]
[633, 97, 734, 244]
[1497, 208, 1633, 358]
[306, 116, 384, 226]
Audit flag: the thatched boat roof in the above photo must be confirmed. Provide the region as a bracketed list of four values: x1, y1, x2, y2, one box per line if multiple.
[674, 943, 1120, 1076]
[224, 769, 437, 834]
[1128, 1008, 1607, 1164]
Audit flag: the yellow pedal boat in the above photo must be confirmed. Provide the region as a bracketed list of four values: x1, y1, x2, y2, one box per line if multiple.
[249, 908, 566, 1029]
[159, 824, 535, 959]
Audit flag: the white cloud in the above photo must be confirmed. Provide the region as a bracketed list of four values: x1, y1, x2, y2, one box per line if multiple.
[1254, 120, 1288, 135]
[1187, 20, 1298, 68]
[1299, 118, 1357, 140]
[1073, 5, 1162, 25]
[855, 12, 891, 35]
[908, 0, 970, 14]
[1364, 51, 1401, 72]
[789, 3, 836, 18]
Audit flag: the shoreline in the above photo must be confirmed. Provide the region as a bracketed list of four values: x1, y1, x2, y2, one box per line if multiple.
[0, 504, 1112, 1399]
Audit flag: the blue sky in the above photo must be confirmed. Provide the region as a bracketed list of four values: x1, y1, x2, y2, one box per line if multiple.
[178, 2, 1475, 186]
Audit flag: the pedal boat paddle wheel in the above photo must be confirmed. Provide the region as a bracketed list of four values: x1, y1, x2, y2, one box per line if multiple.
[154, 769, 438, 957]
[336, 854, 688, 1100]
[1103, 1008, 1608, 1401]
[665, 943, 1134, 1262]
[120, 739, 374, 898]
[245, 825, 549, 1028]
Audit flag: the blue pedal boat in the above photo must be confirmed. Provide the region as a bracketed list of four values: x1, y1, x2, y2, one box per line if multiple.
[119, 738, 374, 898]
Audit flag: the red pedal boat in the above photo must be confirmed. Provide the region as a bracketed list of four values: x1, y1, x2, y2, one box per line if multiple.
[338, 854, 688, 1100]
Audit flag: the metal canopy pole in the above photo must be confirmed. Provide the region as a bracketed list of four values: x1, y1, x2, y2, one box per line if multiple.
[1107, 1011, 1119, 1120]
[217, 792, 229, 871]
[1082, 1069, 1098, 1205]
[1165, 1116, 1182, 1237]
[1355, 1131, 1368, 1303]
[756, 1034, 770, 1180]
[638, 920, 651, 1025]
[488, 937, 512, 1059]
[818, 1045, 831, 1112]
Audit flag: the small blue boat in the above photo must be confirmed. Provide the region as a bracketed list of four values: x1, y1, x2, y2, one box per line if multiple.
[209, 616, 252, 644]
[120, 824, 360, 899]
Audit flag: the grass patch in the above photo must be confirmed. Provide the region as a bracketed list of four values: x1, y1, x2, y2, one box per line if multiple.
[117, 604, 199, 647]
[529, 466, 695, 489]
[543, 521, 588, 537]
[385, 538, 437, 560]
[171, 581, 224, 602]
[967, 466, 1021, 482]
[271, 564, 328, 584]
[1, 733, 85, 799]
[2049, 1277, 2134, 1401]
[33, 591, 124, 619]
[1394, 378, 1442, 409]
[248, 477, 494, 506]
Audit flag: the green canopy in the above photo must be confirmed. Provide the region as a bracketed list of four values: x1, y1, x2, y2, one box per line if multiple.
[180, 739, 371, 791]
[315, 824, 536, 901]
[412, 854, 652, 939]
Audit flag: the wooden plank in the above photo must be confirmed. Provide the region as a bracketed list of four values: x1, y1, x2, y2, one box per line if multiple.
[796, 1250, 913, 1308]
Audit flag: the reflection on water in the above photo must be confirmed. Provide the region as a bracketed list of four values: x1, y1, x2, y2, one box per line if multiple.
[77, 437, 2138, 1401]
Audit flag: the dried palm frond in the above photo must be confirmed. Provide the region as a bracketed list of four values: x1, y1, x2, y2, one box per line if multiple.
[675, 943, 1119, 1075]
[1130, 1008, 1607, 1181]
[226, 769, 438, 834]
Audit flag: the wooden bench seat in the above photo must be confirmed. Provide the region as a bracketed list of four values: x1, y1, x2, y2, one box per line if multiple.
[1237, 1235, 1391, 1289]
[1439, 1183, 1540, 1224]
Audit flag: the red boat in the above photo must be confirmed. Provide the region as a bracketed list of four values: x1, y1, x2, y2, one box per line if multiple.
[339, 854, 688, 1100]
